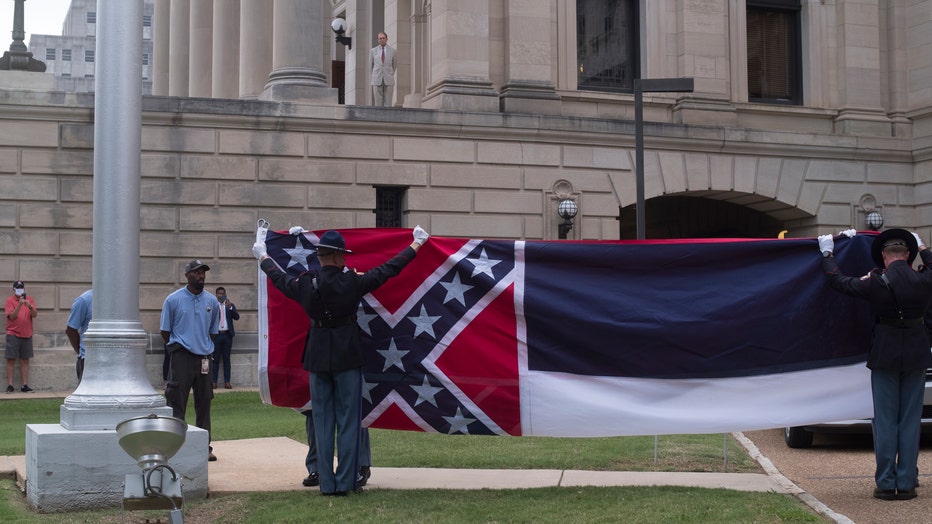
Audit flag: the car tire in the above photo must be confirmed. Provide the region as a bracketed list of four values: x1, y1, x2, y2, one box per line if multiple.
[784, 426, 814, 448]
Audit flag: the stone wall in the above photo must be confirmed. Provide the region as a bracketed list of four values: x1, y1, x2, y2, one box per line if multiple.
[0, 87, 926, 390]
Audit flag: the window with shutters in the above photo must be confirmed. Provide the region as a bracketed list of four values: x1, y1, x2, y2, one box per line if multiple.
[375, 186, 407, 228]
[747, 0, 801, 105]
[576, 0, 639, 92]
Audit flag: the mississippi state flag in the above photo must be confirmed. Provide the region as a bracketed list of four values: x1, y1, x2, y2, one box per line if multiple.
[258, 228, 878, 437]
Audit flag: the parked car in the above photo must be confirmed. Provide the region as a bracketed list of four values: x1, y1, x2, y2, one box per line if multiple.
[784, 369, 932, 448]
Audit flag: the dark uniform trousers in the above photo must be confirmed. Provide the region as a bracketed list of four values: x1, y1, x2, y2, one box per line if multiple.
[165, 348, 214, 439]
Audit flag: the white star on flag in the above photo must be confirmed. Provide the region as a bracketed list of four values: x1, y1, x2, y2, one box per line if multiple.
[411, 376, 444, 407]
[377, 338, 409, 372]
[443, 407, 477, 434]
[362, 379, 378, 403]
[408, 304, 441, 339]
[440, 272, 474, 306]
[467, 248, 502, 279]
[282, 238, 315, 270]
[357, 309, 377, 336]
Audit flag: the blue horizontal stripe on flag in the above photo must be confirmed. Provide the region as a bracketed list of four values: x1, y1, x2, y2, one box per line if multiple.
[523, 236, 875, 379]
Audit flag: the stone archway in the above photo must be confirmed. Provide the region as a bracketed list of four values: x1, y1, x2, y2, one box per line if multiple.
[618, 194, 800, 239]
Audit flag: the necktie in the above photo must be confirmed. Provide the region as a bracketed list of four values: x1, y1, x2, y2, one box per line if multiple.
[381, 47, 385, 63]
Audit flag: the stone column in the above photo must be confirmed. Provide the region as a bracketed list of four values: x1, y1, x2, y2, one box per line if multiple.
[884, 0, 910, 137]
[188, 0, 213, 97]
[403, 0, 430, 107]
[212, 0, 240, 98]
[26, 0, 208, 512]
[259, 0, 337, 103]
[498, 0, 560, 114]
[384, 0, 411, 107]
[833, 0, 890, 135]
[168, 0, 190, 96]
[151, 0, 170, 95]
[239, 0, 273, 99]
[420, 0, 498, 112]
[669, 0, 735, 126]
[344, 0, 372, 106]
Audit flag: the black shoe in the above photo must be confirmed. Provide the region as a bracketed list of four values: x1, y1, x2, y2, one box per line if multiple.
[896, 489, 917, 500]
[873, 488, 897, 500]
[208, 451, 217, 462]
[20, 385, 33, 393]
[302, 472, 319, 487]
[5, 385, 13, 393]
[357, 466, 371, 487]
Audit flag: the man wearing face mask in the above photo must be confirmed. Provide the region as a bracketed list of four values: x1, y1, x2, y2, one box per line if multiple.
[6, 281, 37, 393]
[161, 260, 220, 461]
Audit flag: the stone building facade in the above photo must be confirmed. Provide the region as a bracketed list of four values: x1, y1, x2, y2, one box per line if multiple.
[1, 0, 931, 388]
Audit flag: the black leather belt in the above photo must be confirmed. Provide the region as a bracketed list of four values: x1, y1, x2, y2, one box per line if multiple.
[876, 317, 924, 327]
[218, 330, 229, 334]
[315, 316, 356, 328]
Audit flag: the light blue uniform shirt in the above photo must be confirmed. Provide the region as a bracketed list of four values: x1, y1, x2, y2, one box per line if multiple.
[160, 287, 219, 356]
[66, 289, 92, 358]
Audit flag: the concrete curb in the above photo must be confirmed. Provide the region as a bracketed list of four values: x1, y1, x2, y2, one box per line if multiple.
[733, 431, 855, 524]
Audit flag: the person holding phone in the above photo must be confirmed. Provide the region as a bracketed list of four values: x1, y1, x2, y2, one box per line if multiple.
[6, 280, 37, 393]
[211, 286, 239, 389]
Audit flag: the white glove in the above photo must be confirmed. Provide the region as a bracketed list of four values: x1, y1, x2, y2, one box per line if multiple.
[252, 241, 268, 260]
[839, 229, 856, 238]
[912, 232, 924, 249]
[413, 225, 429, 246]
[289, 226, 307, 236]
[817, 234, 834, 255]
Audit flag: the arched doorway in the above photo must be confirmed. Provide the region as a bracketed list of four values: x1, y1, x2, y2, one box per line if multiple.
[618, 195, 791, 239]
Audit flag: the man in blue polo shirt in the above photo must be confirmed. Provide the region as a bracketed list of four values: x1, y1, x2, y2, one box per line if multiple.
[65, 289, 92, 383]
[161, 259, 220, 461]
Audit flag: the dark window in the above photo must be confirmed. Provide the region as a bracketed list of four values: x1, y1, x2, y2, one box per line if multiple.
[577, 0, 639, 92]
[62, 49, 72, 61]
[45, 48, 56, 60]
[375, 187, 407, 228]
[87, 12, 96, 24]
[747, 0, 801, 104]
[143, 15, 152, 27]
[85, 50, 95, 62]
[142, 53, 149, 66]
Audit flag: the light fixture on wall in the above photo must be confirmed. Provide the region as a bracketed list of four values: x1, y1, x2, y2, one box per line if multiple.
[331, 18, 352, 50]
[557, 199, 578, 239]
[865, 211, 884, 231]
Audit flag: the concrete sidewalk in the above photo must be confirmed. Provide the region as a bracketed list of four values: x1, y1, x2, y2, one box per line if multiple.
[2, 436, 789, 495]
[0, 389, 790, 495]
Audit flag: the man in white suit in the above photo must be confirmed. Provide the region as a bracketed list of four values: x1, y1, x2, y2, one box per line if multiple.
[369, 32, 396, 107]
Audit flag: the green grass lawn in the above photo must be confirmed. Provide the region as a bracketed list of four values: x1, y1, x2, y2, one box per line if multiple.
[0, 391, 824, 523]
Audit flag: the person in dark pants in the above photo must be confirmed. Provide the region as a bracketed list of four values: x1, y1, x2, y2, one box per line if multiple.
[161, 259, 220, 461]
[818, 228, 932, 501]
[254, 226, 427, 495]
[300, 407, 372, 488]
[65, 289, 92, 383]
[211, 286, 239, 389]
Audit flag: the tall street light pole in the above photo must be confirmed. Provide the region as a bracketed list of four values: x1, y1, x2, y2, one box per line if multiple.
[634, 78, 694, 239]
